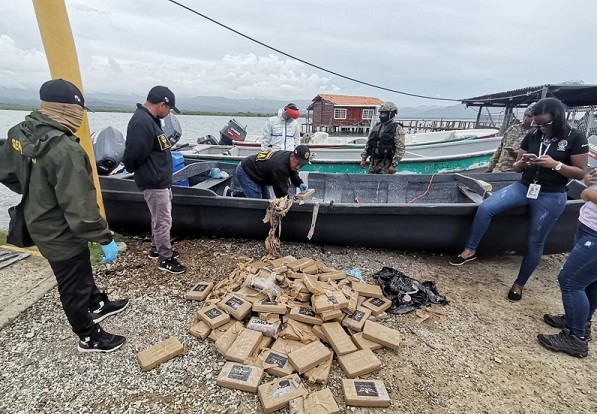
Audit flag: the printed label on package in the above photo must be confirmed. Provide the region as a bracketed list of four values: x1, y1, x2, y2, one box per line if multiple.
[205, 308, 222, 319]
[265, 352, 288, 368]
[298, 307, 316, 317]
[225, 296, 244, 310]
[228, 365, 251, 381]
[369, 298, 384, 307]
[354, 381, 379, 397]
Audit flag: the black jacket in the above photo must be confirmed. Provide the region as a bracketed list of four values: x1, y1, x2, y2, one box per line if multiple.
[240, 150, 303, 197]
[123, 104, 172, 190]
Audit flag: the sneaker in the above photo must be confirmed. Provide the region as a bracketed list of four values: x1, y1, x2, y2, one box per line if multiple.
[537, 328, 588, 358]
[159, 257, 186, 274]
[89, 292, 129, 323]
[78, 326, 126, 353]
[449, 253, 477, 266]
[148, 248, 179, 260]
[543, 314, 592, 341]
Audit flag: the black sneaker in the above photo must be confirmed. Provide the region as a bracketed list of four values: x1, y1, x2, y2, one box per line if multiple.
[543, 314, 592, 341]
[78, 326, 126, 353]
[89, 292, 129, 323]
[537, 328, 588, 358]
[449, 253, 477, 266]
[148, 248, 179, 260]
[159, 257, 186, 274]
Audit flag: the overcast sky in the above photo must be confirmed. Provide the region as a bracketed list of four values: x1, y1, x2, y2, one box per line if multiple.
[1, 0, 596, 107]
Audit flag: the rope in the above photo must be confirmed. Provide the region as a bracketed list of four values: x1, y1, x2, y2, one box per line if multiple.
[307, 203, 320, 240]
[262, 196, 293, 258]
[408, 174, 437, 204]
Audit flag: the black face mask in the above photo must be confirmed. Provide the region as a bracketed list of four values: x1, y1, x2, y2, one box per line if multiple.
[379, 112, 390, 123]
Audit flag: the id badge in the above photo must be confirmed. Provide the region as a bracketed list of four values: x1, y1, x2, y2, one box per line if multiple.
[526, 183, 541, 199]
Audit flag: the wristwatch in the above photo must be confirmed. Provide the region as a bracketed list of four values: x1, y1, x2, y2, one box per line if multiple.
[553, 162, 563, 171]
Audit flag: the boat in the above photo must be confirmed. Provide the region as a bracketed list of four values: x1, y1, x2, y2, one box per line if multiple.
[229, 128, 499, 149]
[98, 159, 586, 255]
[180, 136, 502, 174]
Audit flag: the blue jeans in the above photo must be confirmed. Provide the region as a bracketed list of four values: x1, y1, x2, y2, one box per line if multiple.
[234, 164, 271, 199]
[558, 223, 597, 338]
[464, 182, 566, 286]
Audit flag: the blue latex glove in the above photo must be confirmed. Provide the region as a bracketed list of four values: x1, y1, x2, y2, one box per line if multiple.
[100, 240, 118, 264]
[299, 183, 308, 192]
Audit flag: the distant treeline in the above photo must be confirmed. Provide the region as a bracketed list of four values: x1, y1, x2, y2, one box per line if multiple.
[0, 102, 288, 118]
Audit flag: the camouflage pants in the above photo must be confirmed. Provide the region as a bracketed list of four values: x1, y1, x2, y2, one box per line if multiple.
[368, 158, 394, 174]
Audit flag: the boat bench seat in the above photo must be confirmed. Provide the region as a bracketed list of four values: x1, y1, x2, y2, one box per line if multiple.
[192, 177, 228, 190]
[172, 162, 213, 182]
[458, 185, 484, 203]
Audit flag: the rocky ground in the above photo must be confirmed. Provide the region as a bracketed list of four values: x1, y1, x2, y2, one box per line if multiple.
[0, 236, 595, 414]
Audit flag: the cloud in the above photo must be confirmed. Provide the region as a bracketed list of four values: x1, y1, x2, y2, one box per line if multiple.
[0, 35, 48, 89]
[1, 0, 597, 107]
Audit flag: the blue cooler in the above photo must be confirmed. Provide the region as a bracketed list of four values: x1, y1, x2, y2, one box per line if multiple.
[171, 151, 189, 186]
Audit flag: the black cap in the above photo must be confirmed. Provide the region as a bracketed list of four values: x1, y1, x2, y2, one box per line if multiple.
[147, 86, 180, 114]
[39, 78, 92, 111]
[293, 145, 312, 166]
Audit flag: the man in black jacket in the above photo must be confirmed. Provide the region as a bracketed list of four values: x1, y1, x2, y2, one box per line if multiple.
[232, 145, 311, 199]
[123, 86, 186, 274]
[0, 79, 128, 353]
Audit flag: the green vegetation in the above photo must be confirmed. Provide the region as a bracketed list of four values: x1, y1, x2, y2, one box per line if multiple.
[0, 229, 127, 267]
[0, 103, 37, 111]
[0, 103, 308, 118]
[89, 232, 128, 267]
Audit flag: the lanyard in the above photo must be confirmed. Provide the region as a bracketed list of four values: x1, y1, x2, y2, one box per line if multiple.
[539, 141, 551, 157]
[533, 141, 552, 182]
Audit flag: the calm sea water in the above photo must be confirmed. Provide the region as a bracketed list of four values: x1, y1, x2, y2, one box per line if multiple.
[0, 109, 270, 230]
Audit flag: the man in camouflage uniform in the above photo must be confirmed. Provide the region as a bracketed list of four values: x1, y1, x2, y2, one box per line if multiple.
[486, 105, 535, 172]
[360, 101, 406, 174]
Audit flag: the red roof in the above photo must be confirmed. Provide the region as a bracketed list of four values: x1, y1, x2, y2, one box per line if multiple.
[308, 94, 384, 109]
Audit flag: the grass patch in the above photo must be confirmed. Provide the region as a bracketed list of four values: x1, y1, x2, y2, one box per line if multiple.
[1, 229, 128, 267]
[90, 232, 128, 267]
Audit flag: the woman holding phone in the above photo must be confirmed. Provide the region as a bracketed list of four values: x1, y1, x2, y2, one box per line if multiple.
[450, 98, 588, 302]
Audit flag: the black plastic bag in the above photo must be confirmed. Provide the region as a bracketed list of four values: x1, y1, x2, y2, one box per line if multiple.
[373, 267, 448, 314]
[7, 204, 34, 247]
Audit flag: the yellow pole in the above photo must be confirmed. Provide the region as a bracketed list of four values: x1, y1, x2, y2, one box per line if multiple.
[32, 0, 106, 217]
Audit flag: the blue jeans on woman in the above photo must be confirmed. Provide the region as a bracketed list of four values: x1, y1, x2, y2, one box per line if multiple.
[233, 164, 271, 199]
[558, 223, 597, 338]
[465, 182, 567, 286]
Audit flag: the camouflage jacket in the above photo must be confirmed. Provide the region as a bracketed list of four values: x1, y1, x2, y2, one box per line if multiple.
[487, 123, 532, 172]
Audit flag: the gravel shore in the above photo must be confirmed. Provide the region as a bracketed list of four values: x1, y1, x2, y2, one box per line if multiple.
[0, 236, 595, 413]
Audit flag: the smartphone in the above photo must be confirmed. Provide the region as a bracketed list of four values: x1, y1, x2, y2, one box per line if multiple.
[522, 153, 537, 160]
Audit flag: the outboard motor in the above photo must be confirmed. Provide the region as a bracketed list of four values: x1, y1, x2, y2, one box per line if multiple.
[219, 119, 247, 145]
[162, 113, 182, 145]
[91, 126, 125, 175]
[197, 134, 219, 145]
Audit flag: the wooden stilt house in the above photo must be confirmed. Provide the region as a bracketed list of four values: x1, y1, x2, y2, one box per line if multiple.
[305, 94, 384, 135]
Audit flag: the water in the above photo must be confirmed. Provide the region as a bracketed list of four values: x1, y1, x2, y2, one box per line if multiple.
[0, 109, 271, 230]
